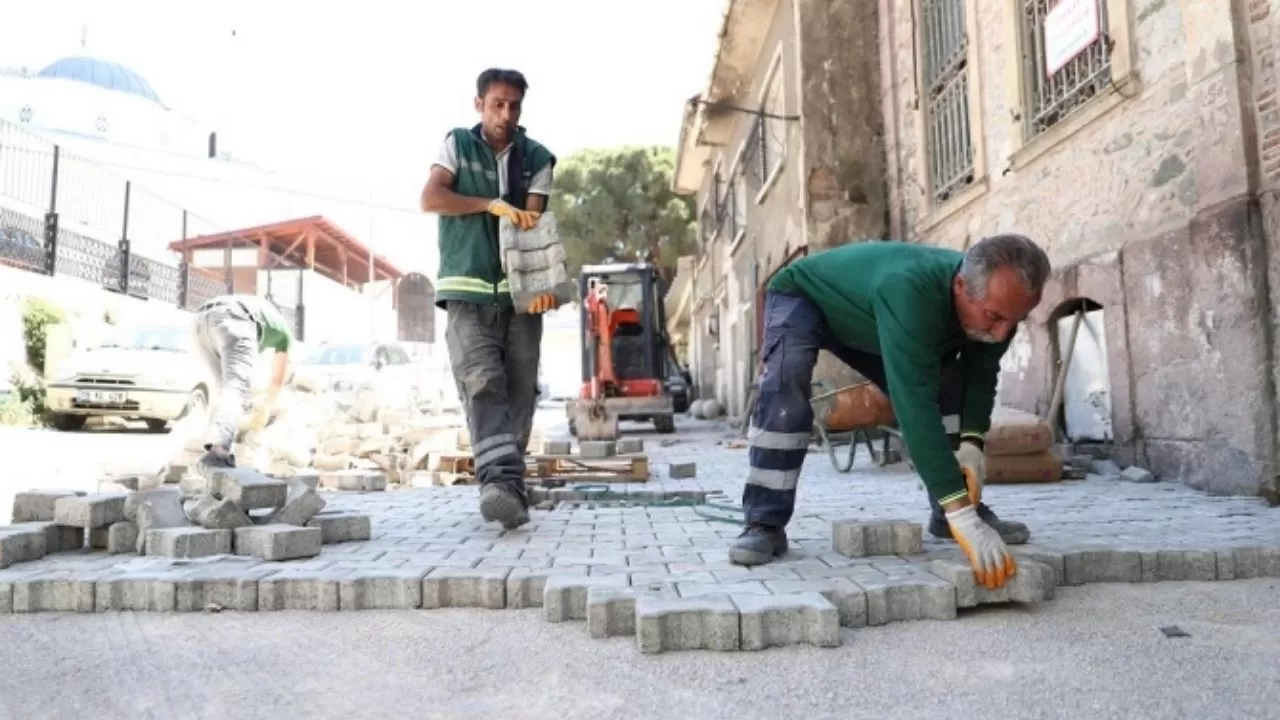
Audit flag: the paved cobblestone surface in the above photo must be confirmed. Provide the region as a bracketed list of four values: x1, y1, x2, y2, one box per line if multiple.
[1, 418, 1278, 654]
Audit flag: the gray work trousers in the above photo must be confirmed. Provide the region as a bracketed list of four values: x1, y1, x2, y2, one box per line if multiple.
[194, 299, 259, 450]
[444, 300, 543, 491]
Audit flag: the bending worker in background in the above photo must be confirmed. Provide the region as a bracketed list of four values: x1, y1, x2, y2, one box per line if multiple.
[731, 235, 1051, 590]
[192, 294, 293, 475]
[420, 67, 559, 530]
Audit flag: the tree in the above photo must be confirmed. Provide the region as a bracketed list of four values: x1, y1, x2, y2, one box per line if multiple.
[549, 146, 696, 283]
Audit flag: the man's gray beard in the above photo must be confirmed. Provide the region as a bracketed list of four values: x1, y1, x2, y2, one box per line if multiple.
[965, 328, 999, 343]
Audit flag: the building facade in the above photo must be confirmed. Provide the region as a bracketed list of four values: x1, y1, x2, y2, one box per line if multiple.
[675, 0, 1280, 502]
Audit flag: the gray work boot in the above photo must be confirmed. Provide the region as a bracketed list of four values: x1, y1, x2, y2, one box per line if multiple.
[195, 448, 235, 480]
[479, 482, 530, 530]
[929, 502, 1031, 545]
[728, 525, 789, 566]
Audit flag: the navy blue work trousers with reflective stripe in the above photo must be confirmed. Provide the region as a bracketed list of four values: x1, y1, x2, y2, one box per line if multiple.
[744, 291, 967, 529]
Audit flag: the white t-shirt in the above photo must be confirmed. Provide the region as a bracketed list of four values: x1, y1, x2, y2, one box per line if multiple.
[430, 133, 554, 198]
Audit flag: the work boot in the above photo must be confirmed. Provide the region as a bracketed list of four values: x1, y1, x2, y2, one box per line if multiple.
[728, 524, 789, 566]
[929, 502, 1031, 545]
[479, 482, 530, 530]
[195, 448, 235, 480]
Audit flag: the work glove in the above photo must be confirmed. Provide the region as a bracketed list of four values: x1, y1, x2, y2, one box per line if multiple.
[487, 199, 540, 231]
[954, 439, 987, 505]
[247, 404, 271, 431]
[946, 504, 1017, 590]
[525, 292, 560, 314]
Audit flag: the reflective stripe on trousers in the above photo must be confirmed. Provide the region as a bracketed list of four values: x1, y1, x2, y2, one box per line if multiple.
[195, 302, 258, 450]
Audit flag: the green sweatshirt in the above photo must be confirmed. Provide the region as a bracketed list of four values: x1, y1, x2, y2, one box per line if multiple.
[769, 241, 1010, 505]
[236, 295, 294, 353]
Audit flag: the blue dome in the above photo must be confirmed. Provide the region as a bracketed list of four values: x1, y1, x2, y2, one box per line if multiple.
[36, 57, 164, 107]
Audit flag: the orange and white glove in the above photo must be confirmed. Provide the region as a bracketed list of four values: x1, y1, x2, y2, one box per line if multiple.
[946, 504, 1017, 590]
[247, 404, 271, 431]
[525, 292, 559, 314]
[487, 199, 540, 231]
[955, 440, 987, 505]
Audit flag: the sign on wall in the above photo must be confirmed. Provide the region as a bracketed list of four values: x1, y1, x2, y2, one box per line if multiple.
[1043, 0, 1102, 77]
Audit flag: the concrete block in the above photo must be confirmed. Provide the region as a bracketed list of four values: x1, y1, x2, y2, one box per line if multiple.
[88, 525, 109, 549]
[11, 490, 84, 522]
[928, 558, 1055, 607]
[338, 568, 429, 610]
[668, 462, 697, 479]
[234, 524, 322, 561]
[258, 569, 345, 611]
[0, 569, 42, 613]
[1216, 546, 1280, 580]
[124, 488, 181, 523]
[1120, 466, 1156, 483]
[1011, 546, 1068, 586]
[616, 438, 645, 454]
[319, 470, 388, 492]
[1067, 549, 1143, 584]
[422, 567, 510, 609]
[264, 478, 327, 526]
[95, 572, 178, 612]
[0, 526, 47, 568]
[134, 491, 193, 554]
[105, 522, 139, 554]
[188, 495, 254, 530]
[1149, 549, 1218, 582]
[306, 512, 371, 544]
[733, 592, 842, 651]
[52, 493, 126, 529]
[146, 528, 232, 558]
[174, 565, 273, 612]
[635, 594, 740, 654]
[541, 439, 572, 455]
[542, 574, 629, 622]
[11, 571, 110, 612]
[832, 519, 921, 557]
[20, 521, 83, 553]
[764, 577, 870, 628]
[178, 474, 208, 499]
[213, 469, 288, 509]
[505, 567, 588, 608]
[881, 573, 958, 622]
[579, 441, 616, 459]
[586, 584, 679, 638]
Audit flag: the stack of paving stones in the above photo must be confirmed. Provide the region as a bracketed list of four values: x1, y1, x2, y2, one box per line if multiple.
[3, 421, 1280, 655]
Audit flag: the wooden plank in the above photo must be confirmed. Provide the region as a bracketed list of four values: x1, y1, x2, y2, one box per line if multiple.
[427, 452, 649, 484]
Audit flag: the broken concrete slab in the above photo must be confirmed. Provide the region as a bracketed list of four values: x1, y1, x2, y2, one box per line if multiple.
[134, 491, 191, 554]
[188, 496, 254, 531]
[421, 567, 510, 609]
[52, 493, 126, 529]
[212, 469, 288, 510]
[305, 512, 371, 544]
[733, 592, 842, 651]
[264, 477, 327, 527]
[233, 524, 321, 561]
[635, 594, 740, 654]
[145, 528, 232, 559]
[11, 490, 84, 523]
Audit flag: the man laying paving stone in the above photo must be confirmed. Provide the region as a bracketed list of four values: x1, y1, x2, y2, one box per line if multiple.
[731, 235, 1051, 591]
[191, 294, 294, 478]
[420, 67, 559, 530]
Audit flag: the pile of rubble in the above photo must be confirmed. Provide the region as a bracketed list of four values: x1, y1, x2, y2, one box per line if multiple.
[0, 468, 371, 570]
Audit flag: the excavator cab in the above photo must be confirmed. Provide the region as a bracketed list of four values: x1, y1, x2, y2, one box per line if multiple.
[567, 262, 676, 439]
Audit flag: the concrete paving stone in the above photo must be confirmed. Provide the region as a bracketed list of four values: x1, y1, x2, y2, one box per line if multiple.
[134, 491, 192, 554]
[178, 474, 208, 499]
[832, 519, 920, 557]
[233, 524, 322, 561]
[928, 558, 1055, 607]
[146, 528, 233, 559]
[0, 569, 42, 613]
[1010, 546, 1068, 586]
[733, 592, 843, 651]
[338, 568, 430, 610]
[87, 526, 109, 549]
[877, 571, 958, 622]
[1217, 546, 1280, 579]
[616, 438, 645, 455]
[422, 567, 510, 609]
[258, 569, 348, 611]
[52, 493, 126, 529]
[504, 566, 587, 608]
[635, 594, 740, 654]
[10, 570, 116, 613]
[124, 488, 181, 523]
[677, 580, 772, 598]
[763, 577, 870, 628]
[188, 495, 254, 531]
[266, 478, 328, 526]
[585, 584, 680, 638]
[94, 571, 180, 612]
[541, 439, 572, 455]
[213, 469, 289, 509]
[174, 565, 275, 612]
[1067, 549, 1144, 584]
[1148, 549, 1219, 582]
[668, 462, 697, 478]
[104, 522, 139, 554]
[0, 526, 47, 568]
[19, 521, 83, 553]
[306, 512, 372, 544]
[578, 441, 616, 459]
[319, 470, 388, 492]
[11, 490, 84, 523]
[543, 573, 630, 622]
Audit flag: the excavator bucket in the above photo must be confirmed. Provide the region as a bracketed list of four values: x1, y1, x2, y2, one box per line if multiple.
[566, 398, 619, 441]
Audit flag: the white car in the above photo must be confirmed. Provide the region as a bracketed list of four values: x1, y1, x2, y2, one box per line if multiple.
[45, 323, 212, 432]
[293, 341, 429, 411]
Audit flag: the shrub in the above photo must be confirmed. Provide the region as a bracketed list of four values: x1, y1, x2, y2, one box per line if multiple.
[21, 296, 65, 374]
[0, 388, 35, 427]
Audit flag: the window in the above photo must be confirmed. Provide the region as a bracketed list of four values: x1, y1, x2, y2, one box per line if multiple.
[920, 0, 976, 206]
[732, 172, 747, 244]
[1019, 0, 1112, 139]
[698, 199, 715, 249]
[755, 48, 788, 197]
[716, 170, 742, 243]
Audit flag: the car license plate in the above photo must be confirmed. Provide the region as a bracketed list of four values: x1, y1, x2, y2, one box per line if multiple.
[77, 389, 127, 404]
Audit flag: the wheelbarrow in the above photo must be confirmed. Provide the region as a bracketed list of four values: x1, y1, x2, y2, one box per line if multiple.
[809, 381, 900, 473]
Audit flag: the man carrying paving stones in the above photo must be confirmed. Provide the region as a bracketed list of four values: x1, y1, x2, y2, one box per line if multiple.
[191, 293, 294, 477]
[731, 235, 1052, 591]
[420, 67, 559, 530]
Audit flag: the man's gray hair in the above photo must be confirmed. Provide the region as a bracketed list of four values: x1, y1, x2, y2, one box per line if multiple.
[959, 234, 1051, 299]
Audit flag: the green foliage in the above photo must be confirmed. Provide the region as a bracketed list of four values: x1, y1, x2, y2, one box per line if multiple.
[549, 146, 696, 282]
[0, 389, 35, 427]
[21, 296, 65, 374]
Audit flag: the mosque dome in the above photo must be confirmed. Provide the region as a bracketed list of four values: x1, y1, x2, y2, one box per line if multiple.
[36, 56, 164, 107]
